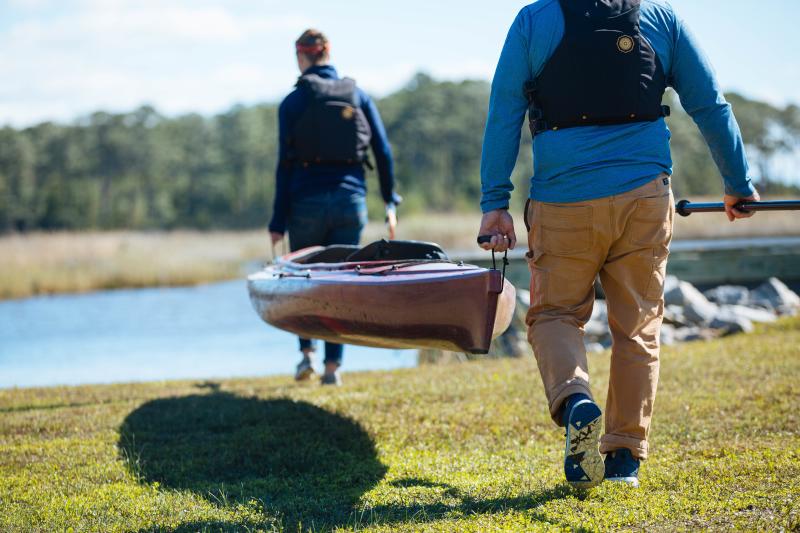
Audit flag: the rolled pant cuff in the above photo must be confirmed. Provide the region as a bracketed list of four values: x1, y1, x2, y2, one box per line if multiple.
[548, 379, 593, 427]
[600, 434, 648, 460]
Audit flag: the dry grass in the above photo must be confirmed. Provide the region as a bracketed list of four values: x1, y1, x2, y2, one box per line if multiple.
[0, 216, 484, 300]
[1, 205, 796, 300]
[0, 231, 269, 300]
[364, 212, 481, 250]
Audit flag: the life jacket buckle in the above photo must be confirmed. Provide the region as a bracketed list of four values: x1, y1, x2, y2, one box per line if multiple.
[529, 119, 549, 136]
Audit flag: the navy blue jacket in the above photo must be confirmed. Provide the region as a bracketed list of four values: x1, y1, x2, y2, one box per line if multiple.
[269, 65, 400, 234]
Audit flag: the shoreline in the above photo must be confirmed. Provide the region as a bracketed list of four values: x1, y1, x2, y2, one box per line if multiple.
[2, 212, 798, 301]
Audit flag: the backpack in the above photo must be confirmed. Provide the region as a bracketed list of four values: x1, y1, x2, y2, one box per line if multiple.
[290, 74, 372, 166]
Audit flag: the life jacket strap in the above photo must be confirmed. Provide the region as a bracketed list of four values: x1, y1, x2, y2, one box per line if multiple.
[524, 80, 549, 136]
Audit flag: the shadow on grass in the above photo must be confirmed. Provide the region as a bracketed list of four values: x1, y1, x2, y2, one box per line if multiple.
[356, 478, 578, 529]
[119, 384, 386, 531]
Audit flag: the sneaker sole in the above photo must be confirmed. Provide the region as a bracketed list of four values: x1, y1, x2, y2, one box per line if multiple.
[564, 400, 604, 488]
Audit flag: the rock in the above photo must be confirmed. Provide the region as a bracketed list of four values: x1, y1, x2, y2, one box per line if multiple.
[491, 326, 531, 358]
[684, 297, 720, 326]
[663, 275, 680, 295]
[704, 285, 750, 306]
[664, 305, 690, 327]
[584, 300, 611, 344]
[660, 323, 676, 346]
[584, 320, 610, 341]
[517, 289, 531, 307]
[673, 327, 718, 343]
[750, 278, 800, 314]
[665, 280, 718, 325]
[585, 342, 605, 354]
[717, 305, 776, 324]
[664, 279, 702, 307]
[591, 299, 608, 323]
[710, 310, 755, 336]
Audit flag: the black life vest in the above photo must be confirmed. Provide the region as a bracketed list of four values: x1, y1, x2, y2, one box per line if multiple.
[526, 0, 670, 136]
[290, 74, 372, 166]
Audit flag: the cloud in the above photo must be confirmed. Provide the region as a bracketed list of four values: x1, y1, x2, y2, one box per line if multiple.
[0, 1, 313, 125]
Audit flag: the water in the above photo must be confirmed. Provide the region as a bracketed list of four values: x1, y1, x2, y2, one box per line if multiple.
[0, 281, 417, 389]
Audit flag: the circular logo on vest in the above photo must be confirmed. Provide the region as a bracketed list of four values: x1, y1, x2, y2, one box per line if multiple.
[617, 35, 635, 53]
[341, 106, 355, 120]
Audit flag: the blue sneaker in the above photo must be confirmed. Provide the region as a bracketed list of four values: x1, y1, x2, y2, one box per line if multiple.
[604, 449, 640, 487]
[562, 394, 604, 488]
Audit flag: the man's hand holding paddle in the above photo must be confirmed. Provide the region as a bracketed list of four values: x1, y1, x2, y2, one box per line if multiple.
[724, 189, 760, 221]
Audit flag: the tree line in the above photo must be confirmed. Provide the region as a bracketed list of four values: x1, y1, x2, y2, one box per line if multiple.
[1, 72, 798, 233]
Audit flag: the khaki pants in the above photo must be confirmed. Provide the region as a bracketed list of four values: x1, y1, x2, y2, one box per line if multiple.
[525, 175, 674, 460]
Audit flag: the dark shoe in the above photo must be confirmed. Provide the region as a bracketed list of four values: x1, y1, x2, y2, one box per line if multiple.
[563, 394, 604, 488]
[320, 371, 342, 386]
[294, 357, 315, 382]
[604, 449, 640, 487]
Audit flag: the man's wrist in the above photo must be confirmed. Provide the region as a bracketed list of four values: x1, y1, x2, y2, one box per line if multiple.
[724, 180, 757, 198]
[481, 202, 510, 213]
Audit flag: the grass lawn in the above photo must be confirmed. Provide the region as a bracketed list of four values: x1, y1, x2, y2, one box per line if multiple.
[1, 319, 798, 532]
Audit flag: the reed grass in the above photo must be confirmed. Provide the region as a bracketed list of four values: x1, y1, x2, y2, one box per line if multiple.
[1, 205, 796, 300]
[0, 231, 268, 300]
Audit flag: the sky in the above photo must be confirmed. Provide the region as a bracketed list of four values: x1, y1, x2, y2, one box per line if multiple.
[1, 0, 799, 127]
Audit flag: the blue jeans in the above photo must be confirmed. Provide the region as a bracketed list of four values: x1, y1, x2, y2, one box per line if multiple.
[288, 187, 367, 366]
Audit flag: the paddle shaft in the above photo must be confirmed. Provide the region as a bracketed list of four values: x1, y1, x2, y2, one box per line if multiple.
[676, 199, 800, 217]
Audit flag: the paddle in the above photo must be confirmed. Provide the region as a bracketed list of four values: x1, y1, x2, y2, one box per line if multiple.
[676, 199, 800, 217]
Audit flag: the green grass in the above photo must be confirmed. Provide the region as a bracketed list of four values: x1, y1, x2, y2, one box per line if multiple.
[1, 319, 799, 532]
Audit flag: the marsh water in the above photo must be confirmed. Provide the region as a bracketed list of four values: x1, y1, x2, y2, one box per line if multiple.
[0, 280, 416, 389]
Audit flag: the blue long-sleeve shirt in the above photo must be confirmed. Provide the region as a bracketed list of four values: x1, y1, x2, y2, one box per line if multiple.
[480, 0, 756, 213]
[269, 65, 400, 233]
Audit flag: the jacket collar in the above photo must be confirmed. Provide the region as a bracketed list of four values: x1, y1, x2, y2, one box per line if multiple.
[302, 64, 339, 79]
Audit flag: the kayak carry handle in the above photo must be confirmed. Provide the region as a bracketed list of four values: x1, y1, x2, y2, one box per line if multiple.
[676, 199, 800, 217]
[476, 235, 509, 286]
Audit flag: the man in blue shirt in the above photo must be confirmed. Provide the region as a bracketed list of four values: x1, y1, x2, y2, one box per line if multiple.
[270, 29, 401, 386]
[478, 0, 759, 487]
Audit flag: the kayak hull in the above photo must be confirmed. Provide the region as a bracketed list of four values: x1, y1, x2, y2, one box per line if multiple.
[248, 258, 516, 354]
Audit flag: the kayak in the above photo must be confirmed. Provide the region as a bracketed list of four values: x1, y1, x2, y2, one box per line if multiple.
[247, 240, 516, 354]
